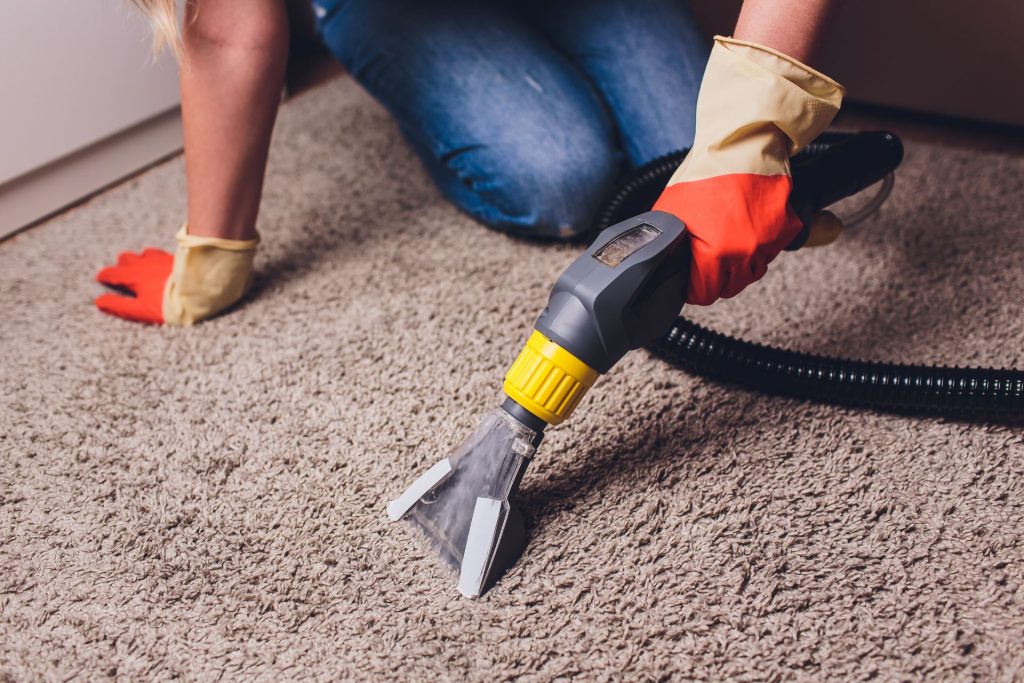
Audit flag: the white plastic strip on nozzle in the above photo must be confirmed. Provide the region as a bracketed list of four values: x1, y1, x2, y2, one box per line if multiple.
[386, 459, 453, 521]
[458, 497, 503, 598]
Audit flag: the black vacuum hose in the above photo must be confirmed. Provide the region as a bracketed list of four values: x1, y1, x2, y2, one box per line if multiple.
[596, 132, 1024, 419]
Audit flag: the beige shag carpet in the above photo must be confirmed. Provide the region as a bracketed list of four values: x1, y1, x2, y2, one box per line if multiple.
[2, 76, 1023, 681]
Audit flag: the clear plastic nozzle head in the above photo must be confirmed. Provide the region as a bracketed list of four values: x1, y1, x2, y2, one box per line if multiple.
[386, 407, 539, 597]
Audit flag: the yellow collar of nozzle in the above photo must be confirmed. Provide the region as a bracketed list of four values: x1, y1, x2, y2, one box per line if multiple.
[503, 330, 598, 426]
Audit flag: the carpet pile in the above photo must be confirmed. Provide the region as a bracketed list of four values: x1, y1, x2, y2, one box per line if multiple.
[2, 77, 1022, 680]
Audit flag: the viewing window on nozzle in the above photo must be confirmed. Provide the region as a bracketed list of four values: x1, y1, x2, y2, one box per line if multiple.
[593, 224, 661, 267]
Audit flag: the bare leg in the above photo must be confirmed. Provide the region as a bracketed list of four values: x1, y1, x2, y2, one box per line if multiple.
[179, 0, 289, 240]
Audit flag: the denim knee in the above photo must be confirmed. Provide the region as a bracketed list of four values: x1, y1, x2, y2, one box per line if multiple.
[495, 145, 620, 238]
[314, 0, 623, 239]
[432, 131, 622, 240]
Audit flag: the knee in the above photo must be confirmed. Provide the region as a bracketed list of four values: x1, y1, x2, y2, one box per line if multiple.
[184, 2, 288, 59]
[466, 137, 622, 239]
[511, 146, 620, 238]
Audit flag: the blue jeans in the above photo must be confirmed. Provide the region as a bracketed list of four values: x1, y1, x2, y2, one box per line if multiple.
[314, 0, 707, 238]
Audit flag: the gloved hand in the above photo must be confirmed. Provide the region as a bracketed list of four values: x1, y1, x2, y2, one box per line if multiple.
[95, 224, 259, 325]
[653, 36, 845, 305]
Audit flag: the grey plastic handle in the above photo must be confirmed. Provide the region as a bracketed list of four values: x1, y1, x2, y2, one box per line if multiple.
[534, 211, 689, 374]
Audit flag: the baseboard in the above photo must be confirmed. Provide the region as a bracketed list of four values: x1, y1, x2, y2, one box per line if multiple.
[0, 108, 183, 241]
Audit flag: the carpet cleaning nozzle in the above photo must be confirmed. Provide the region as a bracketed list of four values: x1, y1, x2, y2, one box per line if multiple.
[388, 211, 691, 597]
[386, 406, 540, 597]
[389, 132, 909, 597]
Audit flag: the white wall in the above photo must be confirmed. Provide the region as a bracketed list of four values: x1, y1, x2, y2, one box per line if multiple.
[0, 0, 183, 236]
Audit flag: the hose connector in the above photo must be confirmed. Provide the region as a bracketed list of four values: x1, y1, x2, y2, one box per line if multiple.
[504, 330, 598, 425]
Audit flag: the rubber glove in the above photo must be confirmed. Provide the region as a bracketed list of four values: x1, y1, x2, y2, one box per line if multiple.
[95, 225, 259, 325]
[653, 36, 845, 305]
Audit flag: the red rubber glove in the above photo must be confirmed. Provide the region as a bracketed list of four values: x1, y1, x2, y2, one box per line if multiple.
[653, 37, 844, 305]
[95, 248, 173, 324]
[94, 225, 259, 326]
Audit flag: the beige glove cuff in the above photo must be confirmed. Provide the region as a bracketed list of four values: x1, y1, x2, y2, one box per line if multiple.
[162, 224, 260, 326]
[671, 35, 845, 185]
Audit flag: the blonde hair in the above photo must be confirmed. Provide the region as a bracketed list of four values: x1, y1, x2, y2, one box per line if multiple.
[130, 0, 184, 60]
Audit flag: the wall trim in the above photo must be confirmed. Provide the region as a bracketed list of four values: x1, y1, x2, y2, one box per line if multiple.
[0, 107, 183, 242]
